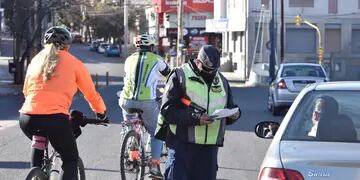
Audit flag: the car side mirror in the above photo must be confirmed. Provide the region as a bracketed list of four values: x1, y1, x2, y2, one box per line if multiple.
[255, 121, 280, 139]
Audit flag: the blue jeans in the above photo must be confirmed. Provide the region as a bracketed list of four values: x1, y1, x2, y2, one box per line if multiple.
[165, 138, 218, 180]
[119, 97, 163, 160]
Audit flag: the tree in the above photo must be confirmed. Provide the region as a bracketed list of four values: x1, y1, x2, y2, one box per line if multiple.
[3, 0, 87, 84]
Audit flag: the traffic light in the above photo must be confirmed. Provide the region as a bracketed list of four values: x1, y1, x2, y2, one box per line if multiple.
[318, 47, 324, 64]
[165, 14, 170, 21]
[294, 15, 302, 27]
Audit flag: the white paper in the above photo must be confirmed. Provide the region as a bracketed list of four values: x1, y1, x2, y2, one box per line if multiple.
[209, 108, 239, 119]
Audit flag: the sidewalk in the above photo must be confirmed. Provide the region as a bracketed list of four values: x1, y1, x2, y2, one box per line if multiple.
[220, 71, 255, 88]
[0, 57, 22, 96]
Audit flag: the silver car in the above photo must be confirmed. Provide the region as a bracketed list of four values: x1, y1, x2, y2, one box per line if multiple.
[268, 63, 328, 116]
[256, 82, 360, 180]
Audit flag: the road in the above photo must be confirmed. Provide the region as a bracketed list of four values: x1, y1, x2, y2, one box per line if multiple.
[0, 44, 283, 180]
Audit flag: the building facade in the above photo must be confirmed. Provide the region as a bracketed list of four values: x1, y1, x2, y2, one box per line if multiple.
[152, 0, 216, 58]
[208, 0, 360, 81]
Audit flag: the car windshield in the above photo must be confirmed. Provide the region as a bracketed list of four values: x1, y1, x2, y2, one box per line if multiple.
[283, 90, 360, 143]
[281, 65, 326, 77]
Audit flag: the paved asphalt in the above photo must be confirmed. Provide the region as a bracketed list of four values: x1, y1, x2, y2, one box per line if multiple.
[0, 44, 283, 180]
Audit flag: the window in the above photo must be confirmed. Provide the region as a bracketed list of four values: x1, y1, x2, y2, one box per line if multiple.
[240, 32, 244, 52]
[286, 28, 316, 53]
[255, 23, 263, 53]
[283, 91, 360, 143]
[281, 65, 326, 78]
[226, 32, 230, 52]
[325, 26, 341, 53]
[232, 32, 239, 52]
[352, 26, 360, 54]
[289, 0, 314, 7]
[328, 0, 338, 14]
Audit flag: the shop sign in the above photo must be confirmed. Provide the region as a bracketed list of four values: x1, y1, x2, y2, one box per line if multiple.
[154, 0, 213, 13]
[191, 15, 207, 21]
[166, 28, 206, 37]
[189, 36, 209, 49]
[193, 0, 214, 3]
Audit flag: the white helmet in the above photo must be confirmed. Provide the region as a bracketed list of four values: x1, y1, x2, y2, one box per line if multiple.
[135, 34, 156, 48]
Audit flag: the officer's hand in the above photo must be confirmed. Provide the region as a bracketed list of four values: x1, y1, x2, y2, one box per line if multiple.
[226, 108, 241, 125]
[199, 114, 214, 125]
[229, 110, 240, 120]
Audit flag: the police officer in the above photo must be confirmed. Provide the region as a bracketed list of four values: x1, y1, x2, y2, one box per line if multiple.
[157, 45, 241, 180]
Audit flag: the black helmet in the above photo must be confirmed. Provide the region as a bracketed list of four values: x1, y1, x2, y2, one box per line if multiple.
[197, 45, 220, 70]
[44, 26, 72, 45]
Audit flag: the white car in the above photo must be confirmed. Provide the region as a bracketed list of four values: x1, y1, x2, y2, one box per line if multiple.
[256, 82, 360, 180]
[97, 43, 109, 54]
[268, 63, 328, 116]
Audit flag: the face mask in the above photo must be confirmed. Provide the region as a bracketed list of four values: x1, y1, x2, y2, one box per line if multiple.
[199, 69, 217, 82]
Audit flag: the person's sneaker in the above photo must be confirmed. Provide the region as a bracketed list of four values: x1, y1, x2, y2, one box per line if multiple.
[149, 159, 163, 179]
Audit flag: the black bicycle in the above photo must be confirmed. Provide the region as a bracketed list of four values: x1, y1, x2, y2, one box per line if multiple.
[25, 110, 108, 180]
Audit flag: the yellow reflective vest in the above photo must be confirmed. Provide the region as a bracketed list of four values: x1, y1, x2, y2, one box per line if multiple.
[157, 64, 228, 145]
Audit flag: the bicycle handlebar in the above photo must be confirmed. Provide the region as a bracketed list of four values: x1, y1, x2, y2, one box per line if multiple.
[70, 110, 109, 127]
[82, 117, 109, 126]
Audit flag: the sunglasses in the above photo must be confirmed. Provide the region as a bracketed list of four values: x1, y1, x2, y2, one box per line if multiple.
[198, 59, 217, 73]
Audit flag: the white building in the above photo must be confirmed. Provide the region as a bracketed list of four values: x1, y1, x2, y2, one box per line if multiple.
[207, 0, 360, 81]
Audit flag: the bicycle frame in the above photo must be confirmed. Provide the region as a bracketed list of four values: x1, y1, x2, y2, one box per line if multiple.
[121, 114, 151, 156]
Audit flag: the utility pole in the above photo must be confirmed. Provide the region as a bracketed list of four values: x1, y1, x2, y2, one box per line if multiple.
[280, 0, 284, 63]
[36, 0, 42, 53]
[176, 0, 184, 67]
[123, 0, 129, 57]
[269, 0, 275, 81]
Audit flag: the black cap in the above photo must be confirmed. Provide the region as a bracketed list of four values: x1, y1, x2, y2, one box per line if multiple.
[197, 45, 220, 69]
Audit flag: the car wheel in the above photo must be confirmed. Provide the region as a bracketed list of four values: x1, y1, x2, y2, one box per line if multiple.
[271, 96, 281, 116]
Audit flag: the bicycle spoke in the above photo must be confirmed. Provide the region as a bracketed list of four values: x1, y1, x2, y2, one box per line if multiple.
[120, 130, 145, 180]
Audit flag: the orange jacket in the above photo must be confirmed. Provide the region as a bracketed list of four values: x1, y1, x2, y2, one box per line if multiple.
[20, 50, 106, 115]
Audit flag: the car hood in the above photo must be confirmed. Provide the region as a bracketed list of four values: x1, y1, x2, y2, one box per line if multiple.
[280, 140, 360, 179]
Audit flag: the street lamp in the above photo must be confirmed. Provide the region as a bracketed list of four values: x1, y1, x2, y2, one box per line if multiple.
[294, 15, 324, 65]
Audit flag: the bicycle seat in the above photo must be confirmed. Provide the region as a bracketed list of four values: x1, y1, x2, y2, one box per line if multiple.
[128, 108, 143, 114]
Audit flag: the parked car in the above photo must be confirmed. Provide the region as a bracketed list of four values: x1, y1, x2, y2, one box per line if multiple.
[89, 41, 100, 51]
[268, 63, 328, 116]
[72, 34, 83, 43]
[97, 43, 109, 54]
[104, 45, 121, 57]
[256, 81, 360, 180]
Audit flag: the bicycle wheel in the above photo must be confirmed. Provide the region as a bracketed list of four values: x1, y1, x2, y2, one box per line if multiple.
[120, 130, 145, 180]
[77, 157, 86, 180]
[26, 167, 47, 180]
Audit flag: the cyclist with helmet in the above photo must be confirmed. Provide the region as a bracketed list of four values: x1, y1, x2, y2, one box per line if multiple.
[19, 26, 108, 179]
[119, 34, 171, 178]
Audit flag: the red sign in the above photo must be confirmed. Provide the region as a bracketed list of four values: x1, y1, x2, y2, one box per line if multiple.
[153, 0, 213, 13]
[189, 36, 209, 49]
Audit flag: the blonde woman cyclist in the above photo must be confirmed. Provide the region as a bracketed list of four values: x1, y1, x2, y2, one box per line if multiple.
[19, 26, 108, 180]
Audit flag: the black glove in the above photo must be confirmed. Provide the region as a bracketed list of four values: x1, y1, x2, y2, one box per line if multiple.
[70, 110, 87, 127]
[96, 112, 109, 124]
